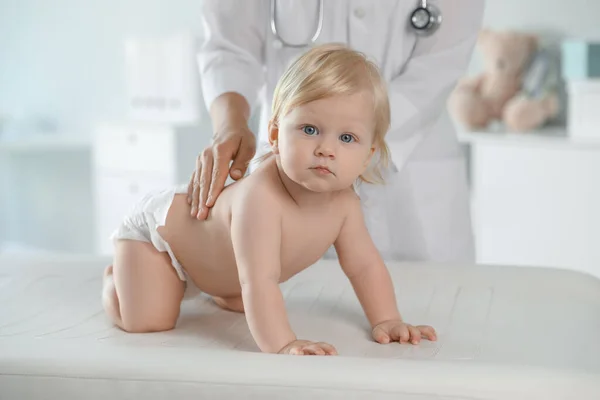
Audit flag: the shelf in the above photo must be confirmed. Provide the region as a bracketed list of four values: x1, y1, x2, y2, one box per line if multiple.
[0, 134, 91, 153]
[457, 125, 600, 150]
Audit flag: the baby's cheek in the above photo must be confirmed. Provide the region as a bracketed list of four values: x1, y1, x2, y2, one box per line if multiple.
[281, 150, 307, 179]
[343, 157, 366, 179]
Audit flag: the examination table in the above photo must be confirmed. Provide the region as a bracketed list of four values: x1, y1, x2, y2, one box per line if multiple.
[1, 255, 599, 399]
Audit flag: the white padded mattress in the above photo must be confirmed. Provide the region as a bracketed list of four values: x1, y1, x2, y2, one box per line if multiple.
[1, 255, 599, 399]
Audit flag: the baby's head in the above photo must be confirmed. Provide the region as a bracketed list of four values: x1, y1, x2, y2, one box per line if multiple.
[267, 44, 391, 192]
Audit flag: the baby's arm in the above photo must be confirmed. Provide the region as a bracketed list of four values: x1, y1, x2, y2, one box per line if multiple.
[334, 193, 436, 344]
[334, 194, 401, 326]
[230, 187, 298, 353]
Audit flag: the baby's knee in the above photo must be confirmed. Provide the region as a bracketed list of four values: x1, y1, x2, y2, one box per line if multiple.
[102, 269, 176, 333]
[120, 315, 177, 333]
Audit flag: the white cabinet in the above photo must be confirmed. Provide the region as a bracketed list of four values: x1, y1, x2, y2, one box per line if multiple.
[92, 123, 209, 255]
[460, 128, 600, 279]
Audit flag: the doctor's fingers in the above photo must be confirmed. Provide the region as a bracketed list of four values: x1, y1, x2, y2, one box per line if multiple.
[191, 151, 213, 220]
[187, 170, 196, 204]
[205, 142, 235, 208]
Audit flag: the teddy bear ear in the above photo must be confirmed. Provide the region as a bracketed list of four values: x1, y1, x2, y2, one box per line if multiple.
[527, 34, 539, 50]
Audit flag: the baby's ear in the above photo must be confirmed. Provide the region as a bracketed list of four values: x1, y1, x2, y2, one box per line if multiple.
[268, 120, 279, 144]
[365, 146, 376, 167]
[268, 120, 280, 154]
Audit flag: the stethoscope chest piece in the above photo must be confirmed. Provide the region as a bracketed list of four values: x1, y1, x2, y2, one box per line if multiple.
[410, 1, 442, 36]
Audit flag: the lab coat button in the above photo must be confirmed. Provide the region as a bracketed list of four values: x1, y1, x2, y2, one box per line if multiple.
[272, 39, 283, 49]
[353, 8, 366, 19]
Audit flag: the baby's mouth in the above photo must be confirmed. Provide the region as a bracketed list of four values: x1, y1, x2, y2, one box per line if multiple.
[311, 166, 334, 176]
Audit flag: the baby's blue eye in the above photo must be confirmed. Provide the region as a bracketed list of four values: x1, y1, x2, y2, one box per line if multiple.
[340, 133, 354, 143]
[303, 125, 318, 135]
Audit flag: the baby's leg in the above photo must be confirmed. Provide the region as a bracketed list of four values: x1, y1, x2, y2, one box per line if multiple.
[213, 296, 245, 313]
[102, 240, 185, 333]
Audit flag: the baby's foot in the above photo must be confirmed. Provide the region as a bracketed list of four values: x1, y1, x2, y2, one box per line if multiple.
[103, 265, 114, 285]
[213, 296, 245, 313]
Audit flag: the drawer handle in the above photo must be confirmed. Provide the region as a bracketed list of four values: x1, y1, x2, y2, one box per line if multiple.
[127, 133, 138, 144]
[129, 183, 139, 194]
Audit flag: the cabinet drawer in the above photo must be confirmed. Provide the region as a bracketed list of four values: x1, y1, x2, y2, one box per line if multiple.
[94, 172, 173, 255]
[93, 125, 175, 174]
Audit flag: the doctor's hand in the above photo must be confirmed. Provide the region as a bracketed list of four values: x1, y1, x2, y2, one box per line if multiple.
[187, 120, 256, 220]
[372, 320, 437, 345]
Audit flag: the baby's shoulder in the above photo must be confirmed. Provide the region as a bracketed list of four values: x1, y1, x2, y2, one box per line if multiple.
[336, 186, 362, 210]
[232, 168, 283, 210]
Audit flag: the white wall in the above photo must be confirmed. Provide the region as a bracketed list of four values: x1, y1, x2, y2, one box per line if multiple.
[481, 0, 600, 37]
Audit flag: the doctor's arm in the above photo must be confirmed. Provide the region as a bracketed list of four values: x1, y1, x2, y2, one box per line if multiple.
[231, 188, 337, 355]
[385, 0, 485, 147]
[334, 195, 436, 344]
[189, 0, 267, 220]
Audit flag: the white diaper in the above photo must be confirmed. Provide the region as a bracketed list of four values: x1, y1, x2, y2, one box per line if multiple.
[110, 183, 201, 299]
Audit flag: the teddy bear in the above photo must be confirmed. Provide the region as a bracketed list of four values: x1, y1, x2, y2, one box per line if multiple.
[448, 29, 560, 132]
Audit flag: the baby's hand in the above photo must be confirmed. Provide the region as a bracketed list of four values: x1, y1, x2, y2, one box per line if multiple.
[372, 319, 437, 345]
[278, 340, 338, 356]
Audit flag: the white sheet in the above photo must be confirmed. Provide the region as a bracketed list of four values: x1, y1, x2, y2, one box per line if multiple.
[1, 255, 599, 399]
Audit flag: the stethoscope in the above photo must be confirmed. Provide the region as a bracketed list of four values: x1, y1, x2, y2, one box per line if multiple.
[270, 0, 442, 48]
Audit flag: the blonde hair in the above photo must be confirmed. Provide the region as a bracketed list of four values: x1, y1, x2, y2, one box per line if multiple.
[261, 43, 391, 184]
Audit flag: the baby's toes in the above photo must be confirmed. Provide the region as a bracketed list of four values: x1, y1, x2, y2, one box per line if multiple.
[103, 265, 113, 279]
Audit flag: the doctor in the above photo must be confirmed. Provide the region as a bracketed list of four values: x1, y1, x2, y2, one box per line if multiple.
[190, 0, 485, 263]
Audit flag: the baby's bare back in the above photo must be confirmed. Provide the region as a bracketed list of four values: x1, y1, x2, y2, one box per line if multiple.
[158, 160, 349, 298]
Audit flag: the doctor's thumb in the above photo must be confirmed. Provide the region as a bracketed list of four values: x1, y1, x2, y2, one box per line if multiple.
[230, 139, 256, 180]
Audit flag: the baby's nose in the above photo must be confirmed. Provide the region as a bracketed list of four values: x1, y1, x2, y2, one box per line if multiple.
[315, 143, 335, 158]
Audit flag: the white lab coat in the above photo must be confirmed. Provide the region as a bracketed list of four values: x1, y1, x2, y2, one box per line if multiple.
[198, 0, 485, 263]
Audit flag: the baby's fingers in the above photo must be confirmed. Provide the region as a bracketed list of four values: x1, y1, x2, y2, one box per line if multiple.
[417, 325, 438, 341]
[390, 324, 410, 344]
[299, 343, 334, 356]
[407, 325, 422, 344]
[372, 326, 391, 344]
[288, 344, 316, 356]
[317, 342, 338, 356]
[304, 344, 326, 356]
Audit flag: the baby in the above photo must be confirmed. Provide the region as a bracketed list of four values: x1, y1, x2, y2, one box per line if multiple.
[102, 44, 437, 356]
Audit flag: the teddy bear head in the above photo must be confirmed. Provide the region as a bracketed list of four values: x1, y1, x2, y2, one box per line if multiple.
[478, 29, 538, 78]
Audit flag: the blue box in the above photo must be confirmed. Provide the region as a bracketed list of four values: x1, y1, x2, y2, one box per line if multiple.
[561, 40, 600, 80]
